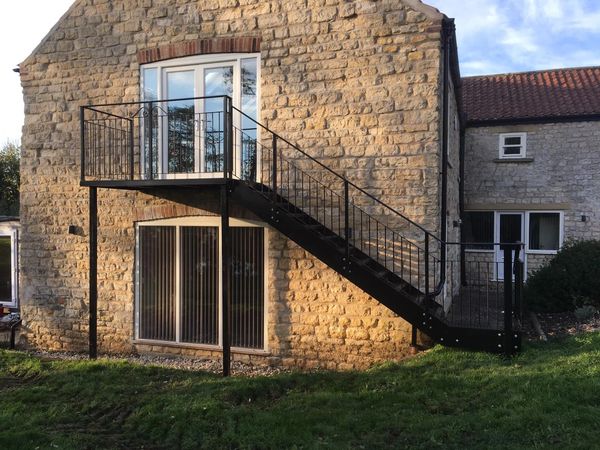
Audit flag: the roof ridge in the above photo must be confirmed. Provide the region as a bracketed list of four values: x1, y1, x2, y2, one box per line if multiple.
[462, 65, 600, 80]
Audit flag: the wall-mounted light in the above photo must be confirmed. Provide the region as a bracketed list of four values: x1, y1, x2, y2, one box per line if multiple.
[581, 215, 588, 223]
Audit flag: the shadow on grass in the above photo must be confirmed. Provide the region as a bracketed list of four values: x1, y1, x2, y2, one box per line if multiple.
[0, 332, 599, 449]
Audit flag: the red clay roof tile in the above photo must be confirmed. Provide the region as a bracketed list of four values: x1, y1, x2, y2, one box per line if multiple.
[462, 66, 600, 124]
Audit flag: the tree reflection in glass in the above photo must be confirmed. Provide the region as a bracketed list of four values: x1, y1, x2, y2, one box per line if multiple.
[167, 71, 195, 174]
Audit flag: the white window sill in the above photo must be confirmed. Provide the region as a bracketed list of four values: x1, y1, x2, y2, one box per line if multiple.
[133, 339, 270, 356]
[494, 158, 534, 163]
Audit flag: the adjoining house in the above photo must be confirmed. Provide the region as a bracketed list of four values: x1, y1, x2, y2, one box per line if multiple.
[17, 0, 597, 371]
[0, 217, 19, 311]
[0, 216, 20, 347]
[462, 67, 600, 278]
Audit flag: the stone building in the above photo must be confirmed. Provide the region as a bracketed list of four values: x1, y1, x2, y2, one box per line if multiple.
[462, 67, 600, 277]
[17, 0, 478, 370]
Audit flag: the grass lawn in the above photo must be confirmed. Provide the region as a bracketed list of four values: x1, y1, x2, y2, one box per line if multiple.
[1, 333, 600, 449]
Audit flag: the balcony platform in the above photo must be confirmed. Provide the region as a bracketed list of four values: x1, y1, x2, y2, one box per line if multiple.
[80, 177, 230, 190]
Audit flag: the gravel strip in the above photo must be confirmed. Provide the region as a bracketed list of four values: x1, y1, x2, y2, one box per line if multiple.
[28, 350, 292, 377]
[524, 311, 600, 341]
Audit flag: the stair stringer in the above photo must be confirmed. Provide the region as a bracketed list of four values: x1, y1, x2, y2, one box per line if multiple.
[231, 182, 521, 354]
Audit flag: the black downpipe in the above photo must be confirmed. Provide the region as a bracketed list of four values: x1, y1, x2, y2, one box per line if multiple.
[459, 125, 466, 285]
[438, 19, 453, 292]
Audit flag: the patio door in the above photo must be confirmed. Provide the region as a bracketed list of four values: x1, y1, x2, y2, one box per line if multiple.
[163, 63, 235, 178]
[495, 212, 525, 280]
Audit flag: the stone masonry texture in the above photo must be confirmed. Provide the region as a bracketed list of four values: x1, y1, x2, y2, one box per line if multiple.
[19, 0, 457, 369]
[464, 121, 600, 275]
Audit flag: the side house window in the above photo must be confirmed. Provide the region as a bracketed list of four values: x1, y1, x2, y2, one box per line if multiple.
[499, 133, 526, 159]
[136, 220, 266, 350]
[0, 231, 17, 307]
[528, 212, 561, 252]
[463, 212, 494, 250]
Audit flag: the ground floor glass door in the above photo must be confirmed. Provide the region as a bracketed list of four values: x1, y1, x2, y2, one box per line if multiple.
[495, 212, 524, 280]
[142, 54, 259, 179]
[137, 223, 265, 350]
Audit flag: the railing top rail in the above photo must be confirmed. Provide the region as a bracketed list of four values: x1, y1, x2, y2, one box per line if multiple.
[83, 106, 132, 121]
[83, 94, 231, 109]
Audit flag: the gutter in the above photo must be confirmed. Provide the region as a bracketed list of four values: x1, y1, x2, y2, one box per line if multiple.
[466, 113, 600, 127]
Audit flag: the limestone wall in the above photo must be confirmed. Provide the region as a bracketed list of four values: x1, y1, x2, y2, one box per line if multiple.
[19, 0, 450, 369]
[465, 121, 600, 240]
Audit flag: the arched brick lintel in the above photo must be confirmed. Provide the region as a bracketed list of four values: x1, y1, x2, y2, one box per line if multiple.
[137, 37, 262, 65]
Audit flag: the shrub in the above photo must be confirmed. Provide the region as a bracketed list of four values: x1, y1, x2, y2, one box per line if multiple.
[525, 239, 600, 312]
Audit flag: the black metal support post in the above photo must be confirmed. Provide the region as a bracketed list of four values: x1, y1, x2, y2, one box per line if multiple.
[129, 118, 135, 180]
[424, 233, 430, 296]
[344, 180, 350, 263]
[147, 102, 154, 180]
[514, 244, 523, 326]
[80, 106, 86, 182]
[272, 135, 278, 200]
[411, 325, 418, 348]
[226, 96, 234, 179]
[89, 187, 98, 359]
[221, 184, 231, 377]
[503, 245, 513, 356]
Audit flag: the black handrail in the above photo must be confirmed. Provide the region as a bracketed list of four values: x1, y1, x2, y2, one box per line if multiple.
[231, 104, 442, 242]
[84, 95, 531, 302]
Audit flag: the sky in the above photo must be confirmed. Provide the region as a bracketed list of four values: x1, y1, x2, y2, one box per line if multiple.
[426, 0, 600, 76]
[1, 0, 600, 144]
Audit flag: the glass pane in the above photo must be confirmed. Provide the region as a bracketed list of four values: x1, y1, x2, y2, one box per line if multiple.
[139, 227, 176, 341]
[142, 68, 158, 101]
[241, 58, 258, 180]
[0, 236, 11, 302]
[231, 227, 264, 349]
[180, 227, 219, 345]
[504, 136, 521, 146]
[167, 71, 195, 174]
[503, 146, 522, 155]
[463, 212, 494, 250]
[500, 214, 522, 250]
[529, 213, 560, 250]
[203, 66, 233, 173]
[143, 68, 159, 177]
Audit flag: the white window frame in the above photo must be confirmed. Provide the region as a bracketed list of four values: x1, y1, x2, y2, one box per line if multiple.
[140, 53, 261, 180]
[0, 228, 18, 308]
[525, 211, 564, 255]
[499, 132, 527, 159]
[134, 216, 269, 354]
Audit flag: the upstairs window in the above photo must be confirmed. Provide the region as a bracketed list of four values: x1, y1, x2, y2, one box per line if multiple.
[499, 133, 526, 159]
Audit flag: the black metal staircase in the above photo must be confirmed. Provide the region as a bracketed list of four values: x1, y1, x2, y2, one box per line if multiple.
[81, 95, 524, 355]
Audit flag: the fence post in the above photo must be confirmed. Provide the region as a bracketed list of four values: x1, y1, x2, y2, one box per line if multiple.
[503, 244, 514, 356]
[514, 243, 524, 326]
[424, 233, 430, 296]
[272, 135, 278, 200]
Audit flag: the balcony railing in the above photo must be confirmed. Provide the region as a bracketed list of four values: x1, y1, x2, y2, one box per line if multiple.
[80, 95, 257, 183]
